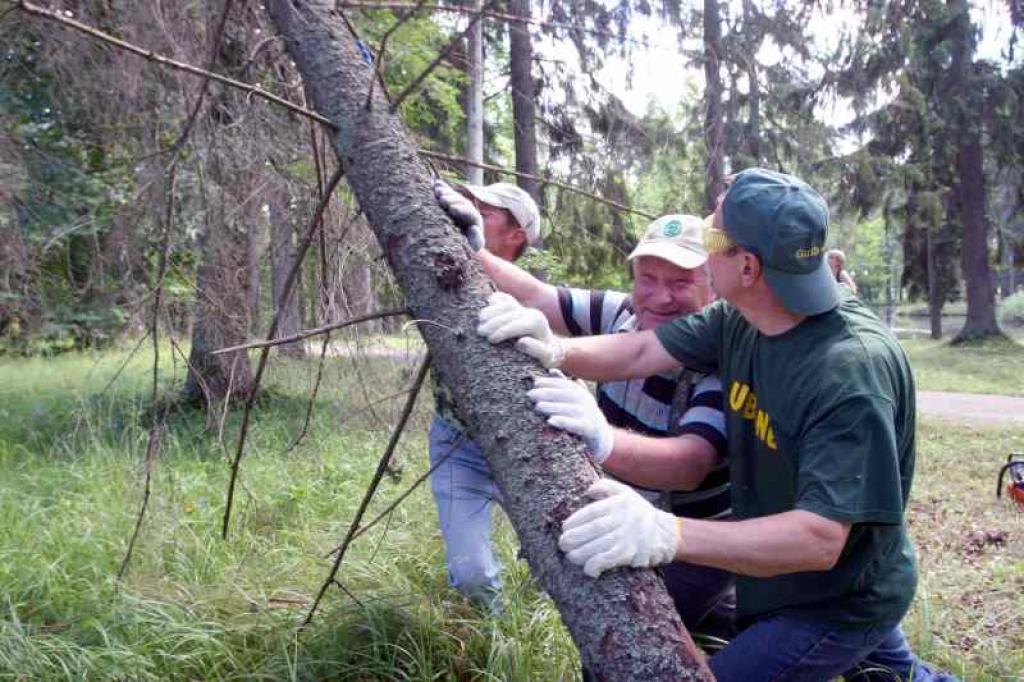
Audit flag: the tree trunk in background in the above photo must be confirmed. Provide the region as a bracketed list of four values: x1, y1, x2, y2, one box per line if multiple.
[266, 2, 711, 679]
[183, 130, 254, 404]
[954, 136, 1002, 340]
[465, 0, 484, 184]
[948, 0, 1001, 342]
[509, 0, 540, 208]
[703, 0, 725, 214]
[268, 179, 305, 357]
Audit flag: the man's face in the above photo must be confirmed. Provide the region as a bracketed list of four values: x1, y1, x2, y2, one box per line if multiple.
[705, 207, 743, 302]
[474, 198, 526, 262]
[631, 255, 712, 330]
[827, 253, 842, 276]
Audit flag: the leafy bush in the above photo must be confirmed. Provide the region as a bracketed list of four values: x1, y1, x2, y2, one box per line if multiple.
[1000, 291, 1024, 325]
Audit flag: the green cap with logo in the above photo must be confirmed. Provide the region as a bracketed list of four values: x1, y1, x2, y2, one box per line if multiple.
[722, 168, 838, 316]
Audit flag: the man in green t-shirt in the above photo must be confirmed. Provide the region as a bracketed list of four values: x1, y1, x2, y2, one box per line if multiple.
[477, 168, 954, 681]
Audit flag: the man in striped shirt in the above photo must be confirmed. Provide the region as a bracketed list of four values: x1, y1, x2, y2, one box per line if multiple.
[436, 182, 733, 633]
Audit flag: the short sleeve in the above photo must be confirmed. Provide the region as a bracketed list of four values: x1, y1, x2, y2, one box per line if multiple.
[556, 287, 631, 337]
[676, 375, 727, 462]
[795, 395, 905, 525]
[653, 301, 725, 373]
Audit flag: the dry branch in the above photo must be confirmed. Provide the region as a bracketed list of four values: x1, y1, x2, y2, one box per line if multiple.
[18, 1, 655, 222]
[303, 356, 431, 626]
[117, 162, 179, 580]
[212, 308, 408, 354]
[326, 431, 465, 557]
[15, 0, 332, 127]
[222, 166, 345, 539]
[420, 149, 656, 219]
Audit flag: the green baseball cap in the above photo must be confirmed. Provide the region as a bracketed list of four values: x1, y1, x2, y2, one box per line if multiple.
[722, 168, 838, 316]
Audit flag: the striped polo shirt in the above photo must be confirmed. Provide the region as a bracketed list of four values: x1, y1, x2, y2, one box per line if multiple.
[557, 286, 731, 520]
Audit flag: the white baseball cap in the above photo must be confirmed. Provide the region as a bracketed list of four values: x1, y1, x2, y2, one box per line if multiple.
[628, 214, 708, 269]
[461, 183, 542, 245]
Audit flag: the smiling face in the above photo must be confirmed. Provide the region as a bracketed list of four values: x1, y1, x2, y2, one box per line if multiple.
[630, 255, 713, 330]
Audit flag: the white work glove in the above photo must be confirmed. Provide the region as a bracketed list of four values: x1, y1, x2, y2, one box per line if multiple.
[527, 373, 614, 463]
[433, 179, 484, 251]
[476, 292, 566, 368]
[559, 478, 679, 578]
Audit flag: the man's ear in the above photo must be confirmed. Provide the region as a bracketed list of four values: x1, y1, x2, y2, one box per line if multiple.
[510, 228, 527, 251]
[740, 251, 761, 286]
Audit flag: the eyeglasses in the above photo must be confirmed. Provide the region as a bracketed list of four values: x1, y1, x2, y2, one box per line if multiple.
[703, 224, 737, 255]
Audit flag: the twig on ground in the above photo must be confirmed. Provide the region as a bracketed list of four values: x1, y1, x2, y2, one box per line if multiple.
[221, 167, 345, 540]
[302, 356, 431, 627]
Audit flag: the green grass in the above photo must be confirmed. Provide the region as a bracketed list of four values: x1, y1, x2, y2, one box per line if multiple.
[900, 336, 1024, 396]
[903, 419, 1024, 680]
[0, 347, 575, 681]
[1, 347, 1021, 680]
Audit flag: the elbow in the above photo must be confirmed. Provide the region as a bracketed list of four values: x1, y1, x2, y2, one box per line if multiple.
[806, 517, 849, 572]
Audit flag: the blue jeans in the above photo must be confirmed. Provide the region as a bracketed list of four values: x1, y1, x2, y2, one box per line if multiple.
[428, 415, 504, 609]
[709, 614, 959, 682]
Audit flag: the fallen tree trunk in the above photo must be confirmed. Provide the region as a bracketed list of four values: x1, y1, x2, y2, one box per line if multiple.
[266, 2, 711, 679]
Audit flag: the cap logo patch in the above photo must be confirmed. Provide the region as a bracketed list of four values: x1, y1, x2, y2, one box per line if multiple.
[662, 220, 682, 237]
[794, 245, 822, 259]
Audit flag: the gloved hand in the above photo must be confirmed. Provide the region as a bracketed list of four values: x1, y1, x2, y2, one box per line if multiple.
[528, 372, 614, 463]
[434, 179, 484, 251]
[559, 478, 679, 578]
[477, 292, 566, 368]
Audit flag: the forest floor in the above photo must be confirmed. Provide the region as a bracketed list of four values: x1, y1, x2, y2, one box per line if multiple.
[0, 344, 1021, 680]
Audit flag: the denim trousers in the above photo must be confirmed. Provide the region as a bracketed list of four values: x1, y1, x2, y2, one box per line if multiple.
[428, 415, 505, 608]
[428, 415, 737, 627]
[707, 614, 959, 682]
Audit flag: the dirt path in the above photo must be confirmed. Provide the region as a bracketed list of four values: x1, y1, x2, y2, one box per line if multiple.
[312, 343, 1022, 427]
[917, 391, 1024, 426]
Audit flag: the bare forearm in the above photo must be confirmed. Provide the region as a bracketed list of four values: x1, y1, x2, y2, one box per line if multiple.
[603, 432, 716, 491]
[562, 330, 680, 382]
[675, 510, 850, 578]
[478, 249, 567, 334]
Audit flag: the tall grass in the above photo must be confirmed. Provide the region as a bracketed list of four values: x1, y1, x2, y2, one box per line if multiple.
[1, 345, 1021, 680]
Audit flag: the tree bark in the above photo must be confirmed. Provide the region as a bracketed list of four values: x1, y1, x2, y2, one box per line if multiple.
[703, 0, 725, 214]
[268, 179, 305, 357]
[954, 136, 1002, 340]
[465, 0, 485, 184]
[266, 2, 711, 679]
[509, 0, 541, 206]
[183, 124, 255, 404]
[947, 0, 1002, 342]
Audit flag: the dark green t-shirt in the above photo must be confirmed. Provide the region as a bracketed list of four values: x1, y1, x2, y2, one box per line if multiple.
[654, 293, 918, 627]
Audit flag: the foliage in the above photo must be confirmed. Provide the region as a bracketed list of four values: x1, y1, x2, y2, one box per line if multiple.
[999, 291, 1024, 326]
[0, 32, 140, 352]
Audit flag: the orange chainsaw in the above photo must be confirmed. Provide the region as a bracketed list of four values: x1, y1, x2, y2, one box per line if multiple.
[996, 453, 1024, 510]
